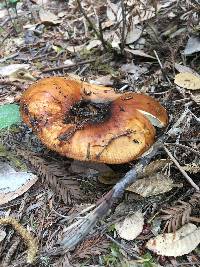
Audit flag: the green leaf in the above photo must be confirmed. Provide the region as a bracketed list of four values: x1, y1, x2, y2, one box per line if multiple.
[0, 104, 21, 129]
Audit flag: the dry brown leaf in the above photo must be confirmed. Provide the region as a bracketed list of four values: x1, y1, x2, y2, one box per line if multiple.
[126, 173, 181, 197]
[115, 211, 144, 240]
[39, 9, 61, 25]
[144, 159, 171, 174]
[174, 72, 200, 90]
[146, 223, 200, 256]
[125, 48, 156, 59]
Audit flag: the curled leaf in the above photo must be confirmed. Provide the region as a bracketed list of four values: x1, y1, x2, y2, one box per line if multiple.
[146, 223, 200, 256]
[174, 72, 200, 90]
[115, 211, 144, 240]
[126, 173, 181, 197]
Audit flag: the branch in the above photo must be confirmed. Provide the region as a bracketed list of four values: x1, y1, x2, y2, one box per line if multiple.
[163, 145, 199, 191]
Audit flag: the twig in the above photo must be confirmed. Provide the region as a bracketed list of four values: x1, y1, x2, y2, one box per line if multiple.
[120, 0, 126, 53]
[153, 50, 172, 85]
[76, 0, 108, 51]
[42, 59, 96, 73]
[163, 145, 199, 191]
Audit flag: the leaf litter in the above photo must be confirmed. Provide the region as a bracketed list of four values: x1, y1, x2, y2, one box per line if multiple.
[0, 0, 200, 266]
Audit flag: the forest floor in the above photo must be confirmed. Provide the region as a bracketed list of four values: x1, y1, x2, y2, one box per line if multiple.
[0, 0, 200, 266]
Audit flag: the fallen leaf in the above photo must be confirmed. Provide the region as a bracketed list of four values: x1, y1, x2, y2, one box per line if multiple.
[63, 59, 74, 66]
[106, 1, 122, 22]
[120, 63, 148, 79]
[130, 6, 157, 25]
[146, 223, 200, 256]
[91, 75, 114, 86]
[144, 159, 171, 175]
[174, 72, 200, 90]
[0, 64, 30, 77]
[0, 162, 38, 205]
[184, 36, 200, 55]
[86, 40, 102, 50]
[39, 9, 61, 25]
[125, 25, 142, 44]
[125, 48, 156, 59]
[126, 173, 181, 197]
[115, 211, 144, 240]
[174, 63, 200, 78]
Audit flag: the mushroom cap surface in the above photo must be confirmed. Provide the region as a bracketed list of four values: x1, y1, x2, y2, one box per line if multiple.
[20, 77, 168, 164]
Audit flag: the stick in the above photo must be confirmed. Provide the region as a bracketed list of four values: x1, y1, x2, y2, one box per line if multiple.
[163, 145, 199, 191]
[120, 0, 126, 53]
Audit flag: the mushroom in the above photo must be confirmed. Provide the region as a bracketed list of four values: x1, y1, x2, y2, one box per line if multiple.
[20, 77, 168, 164]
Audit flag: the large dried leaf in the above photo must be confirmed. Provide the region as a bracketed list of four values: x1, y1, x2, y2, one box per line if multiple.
[174, 72, 200, 90]
[115, 211, 144, 240]
[0, 162, 38, 205]
[126, 173, 180, 197]
[146, 223, 200, 256]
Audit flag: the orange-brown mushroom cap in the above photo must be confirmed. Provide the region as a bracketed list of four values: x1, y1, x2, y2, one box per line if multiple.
[20, 77, 168, 164]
